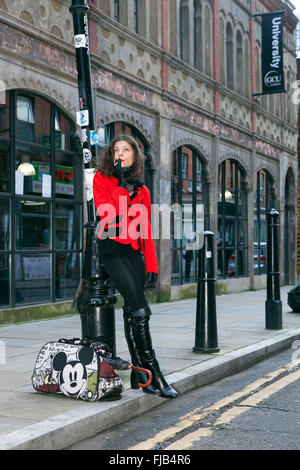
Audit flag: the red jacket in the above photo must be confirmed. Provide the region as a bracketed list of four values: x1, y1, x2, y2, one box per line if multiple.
[93, 171, 158, 274]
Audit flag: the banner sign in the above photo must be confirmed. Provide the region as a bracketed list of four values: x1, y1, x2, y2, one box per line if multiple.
[261, 11, 285, 95]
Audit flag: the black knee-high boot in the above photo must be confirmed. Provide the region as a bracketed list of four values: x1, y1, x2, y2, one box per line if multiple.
[123, 306, 160, 394]
[130, 306, 178, 399]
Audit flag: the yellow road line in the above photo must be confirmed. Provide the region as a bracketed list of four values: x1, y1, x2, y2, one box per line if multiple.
[129, 361, 295, 450]
[166, 365, 300, 450]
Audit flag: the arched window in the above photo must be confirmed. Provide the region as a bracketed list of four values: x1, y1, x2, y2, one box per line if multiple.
[236, 30, 243, 95]
[180, 0, 190, 63]
[226, 23, 234, 89]
[217, 160, 248, 278]
[194, 0, 202, 70]
[254, 170, 274, 275]
[0, 90, 83, 307]
[171, 146, 209, 285]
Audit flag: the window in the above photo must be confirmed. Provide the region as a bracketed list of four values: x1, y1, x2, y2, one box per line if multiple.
[114, 0, 127, 26]
[194, 0, 202, 70]
[236, 31, 243, 95]
[204, 5, 212, 76]
[171, 146, 208, 285]
[219, 17, 225, 84]
[254, 170, 274, 275]
[180, 0, 190, 63]
[217, 160, 248, 278]
[134, 0, 146, 37]
[244, 37, 250, 99]
[114, 0, 120, 21]
[1, 90, 83, 308]
[226, 23, 234, 90]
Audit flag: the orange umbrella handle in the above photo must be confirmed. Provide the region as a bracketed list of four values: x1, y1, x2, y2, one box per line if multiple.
[130, 365, 152, 388]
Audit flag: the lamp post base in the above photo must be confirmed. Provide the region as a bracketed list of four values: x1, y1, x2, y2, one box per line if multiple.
[265, 300, 282, 330]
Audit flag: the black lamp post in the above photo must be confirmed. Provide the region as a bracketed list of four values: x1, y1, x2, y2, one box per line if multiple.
[69, 0, 117, 355]
[265, 208, 282, 330]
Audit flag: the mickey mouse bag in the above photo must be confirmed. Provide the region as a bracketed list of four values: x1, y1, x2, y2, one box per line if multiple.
[31, 338, 124, 402]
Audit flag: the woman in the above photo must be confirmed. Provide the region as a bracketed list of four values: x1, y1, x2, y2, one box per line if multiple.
[93, 134, 178, 399]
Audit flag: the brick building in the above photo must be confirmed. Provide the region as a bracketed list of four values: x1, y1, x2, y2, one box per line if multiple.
[0, 0, 298, 316]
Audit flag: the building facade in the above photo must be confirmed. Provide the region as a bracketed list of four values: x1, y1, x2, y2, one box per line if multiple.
[0, 0, 298, 313]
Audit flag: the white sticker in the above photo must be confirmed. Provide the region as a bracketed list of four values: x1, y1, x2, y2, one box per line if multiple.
[83, 148, 92, 164]
[76, 110, 89, 127]
[42, 174, 52, 198]
[85, 168, 95, 201]
[206, 251, 212, 258]
[81, 128, 88, 143]
[74, 34, 87, 48]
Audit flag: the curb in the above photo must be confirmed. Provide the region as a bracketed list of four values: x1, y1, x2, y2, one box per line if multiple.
[2, 327, 300, 450]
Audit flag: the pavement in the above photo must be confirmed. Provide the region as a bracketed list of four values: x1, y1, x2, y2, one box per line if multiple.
[1, 285, 300, 450]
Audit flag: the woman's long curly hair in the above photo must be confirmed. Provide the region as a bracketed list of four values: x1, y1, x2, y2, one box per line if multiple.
[95, 134, 144, 180]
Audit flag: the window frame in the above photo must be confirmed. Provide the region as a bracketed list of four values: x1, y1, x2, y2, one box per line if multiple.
[0, 90, 83, 308]
[171, 146, 209, 286]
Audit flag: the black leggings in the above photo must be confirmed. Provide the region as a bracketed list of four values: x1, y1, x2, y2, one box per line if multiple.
[101, 250, 147, 311]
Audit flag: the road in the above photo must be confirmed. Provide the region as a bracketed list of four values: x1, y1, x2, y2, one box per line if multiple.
[68, 347, 300, 451]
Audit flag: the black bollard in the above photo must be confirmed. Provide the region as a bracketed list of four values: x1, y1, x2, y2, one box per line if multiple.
[193, 231, 219, 353]
[265, 208, 282, 330]
[70, 0, 117, 353]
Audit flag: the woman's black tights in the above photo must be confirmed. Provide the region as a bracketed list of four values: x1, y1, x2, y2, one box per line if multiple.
[101, 250, 147, 311]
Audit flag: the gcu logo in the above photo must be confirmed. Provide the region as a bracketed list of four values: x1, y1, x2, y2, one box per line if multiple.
[264, 70, 281, 87]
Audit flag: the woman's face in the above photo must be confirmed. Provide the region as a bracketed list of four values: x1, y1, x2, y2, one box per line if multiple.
[113, 140, 135, 168]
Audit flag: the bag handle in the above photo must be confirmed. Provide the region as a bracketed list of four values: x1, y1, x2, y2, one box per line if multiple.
[130, 365, 152, 388]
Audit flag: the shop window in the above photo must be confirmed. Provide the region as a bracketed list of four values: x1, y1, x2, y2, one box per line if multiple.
[217, 160, 248, 278]
[0, 253, 10, 306]
[1, 90, 83, 308]
[15, 200, 51, 250]
[254, 170, 274, 275]
[17, 95, 51, 145]
[0, 91, 10, 138]
[0, 198, 10, 251]
[56, 251, 81, 300]
[171, 146, 208, 285]
[15, 253, 51, 305]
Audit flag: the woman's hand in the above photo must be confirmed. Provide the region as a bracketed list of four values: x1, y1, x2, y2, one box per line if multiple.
[114, 158, 130, 188]
[145, 272, 158, 290]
